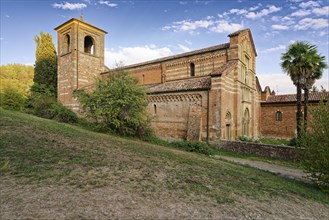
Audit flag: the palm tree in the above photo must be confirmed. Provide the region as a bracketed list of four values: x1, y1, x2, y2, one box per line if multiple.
[280, 41, 327, 138]
[303, 56, 327, 129]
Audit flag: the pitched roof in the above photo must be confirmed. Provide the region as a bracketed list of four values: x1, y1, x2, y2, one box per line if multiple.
[212, 60, 238, 76]
[54, 18, 107, 34]
[147, 76, 211, 94]
[265, 91, 329, 103]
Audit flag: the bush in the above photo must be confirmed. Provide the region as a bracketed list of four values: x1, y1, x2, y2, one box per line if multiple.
[237, 135, 260, 143]
[49, 102, 78, 123]
[297, 101, 329, 192]
[26, 91, 78, 123]
[75, 71, 152, 138]
[0, 87, 26, 111]
[171, 141, 212, 155]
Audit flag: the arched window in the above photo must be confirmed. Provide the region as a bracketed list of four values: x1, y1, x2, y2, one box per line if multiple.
[243, 108, 250, 136]
[276, 111, 282, 121]
[84, 36, 95, 55]
[64, 34, 70, 53]
[225, 112, 232, 140]
[190, 63, 195, 77]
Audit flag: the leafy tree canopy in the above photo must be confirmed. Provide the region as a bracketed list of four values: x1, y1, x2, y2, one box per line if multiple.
[75, 71, 151, 138]
[297, 99, 329, 192]
[0, 64, 34, 97]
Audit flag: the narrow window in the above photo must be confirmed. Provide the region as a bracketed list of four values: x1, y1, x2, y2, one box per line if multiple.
[64, 34, 70, 53]
[84, 36, 94, 55]
[243, 108, 250, 136]
[190, 63, 195, 77]
[276, 111, 282, 121]
[154, 104, 157, 115]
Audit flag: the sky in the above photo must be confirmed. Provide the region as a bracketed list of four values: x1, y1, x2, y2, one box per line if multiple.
[1, 0, 328, 94]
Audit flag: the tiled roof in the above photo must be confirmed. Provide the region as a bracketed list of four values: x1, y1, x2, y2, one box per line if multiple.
[265, 91, 329, 103]
[101, 43, 230, 74]
[212, 60, 238, 76]
[147, 76, 211, 94]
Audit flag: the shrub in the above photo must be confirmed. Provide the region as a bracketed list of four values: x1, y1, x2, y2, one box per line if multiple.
[297, 101, 329, 192]
[0, 87, 26, 111]
[49, 102, 78, 123]
[26, 91, 78, 123]
[170, 141, 212, 155]
[75, 71, 152, 139]
[237, 135, 260, 143]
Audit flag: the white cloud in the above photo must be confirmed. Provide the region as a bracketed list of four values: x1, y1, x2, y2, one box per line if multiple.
[5, 14, 10, 18]
[291, 9, 311, 17]
[162, 19, 214, 32]
[260, 44, 286, 53]
[52, 2, 87, 10]
[294, 18, 329, 30]
[299, 1, 320, 8]
[178, 44, 191, 52]
[272, 24, 289, 30]
[99, 0, 117, 7]
[230, 8, 248, 15]
[257, 73, 295, 94]
[245, 5, 281, 19]
[312, 6, 329, 16]
[249, 6, 259, 11]
[179, 1, 187, 5]
[210, 20, 243, 33]
[105, 45, 173, 67]
[0, 37, 4, 41]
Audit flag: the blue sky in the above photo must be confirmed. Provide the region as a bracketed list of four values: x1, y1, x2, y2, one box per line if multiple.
[1, 0, 328, 94]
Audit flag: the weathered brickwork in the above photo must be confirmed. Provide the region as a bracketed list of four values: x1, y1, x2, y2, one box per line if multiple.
[55, 19, 261, 141]
[55, 18, 108, 111]
[260, 92, 329, 139]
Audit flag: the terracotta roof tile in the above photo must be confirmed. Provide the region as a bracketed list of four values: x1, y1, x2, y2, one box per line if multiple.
[265, 91, 329, 103]
[147, 76, 211, 94]
[212, 60, 238, 76]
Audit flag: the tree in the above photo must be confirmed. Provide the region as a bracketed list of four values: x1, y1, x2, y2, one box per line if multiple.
[0, 64, 34, 97]
[297, 100, 329, 192]
[0, 87, 26, 111]
[75, 71, 152, 138]
[302, 49, 327, 129]
[280, 41, 327, 138]
[32, 32, 57, 97]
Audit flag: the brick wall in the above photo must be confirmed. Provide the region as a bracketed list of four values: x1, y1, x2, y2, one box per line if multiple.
[261, 103, 297, 139]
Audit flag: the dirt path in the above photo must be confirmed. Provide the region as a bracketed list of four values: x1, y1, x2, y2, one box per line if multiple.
[213, 155, 307, 182]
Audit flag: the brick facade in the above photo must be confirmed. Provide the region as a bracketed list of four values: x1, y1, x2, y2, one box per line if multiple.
[55, 18, 261, 141]
[260, 92, 329, 139]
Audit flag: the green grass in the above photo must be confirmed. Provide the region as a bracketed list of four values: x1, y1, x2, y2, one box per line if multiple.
[259, 137, 291, 146]
[1, 108, 328, 205]
[212, 148, 302, 169]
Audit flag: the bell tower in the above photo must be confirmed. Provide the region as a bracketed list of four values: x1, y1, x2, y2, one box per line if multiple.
[54, 18, 107, 110]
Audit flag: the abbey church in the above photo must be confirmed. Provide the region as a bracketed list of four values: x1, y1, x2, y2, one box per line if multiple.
[54, 18, 328, 141]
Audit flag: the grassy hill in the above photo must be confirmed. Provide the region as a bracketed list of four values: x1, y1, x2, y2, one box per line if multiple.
[1, 108, 329, 219]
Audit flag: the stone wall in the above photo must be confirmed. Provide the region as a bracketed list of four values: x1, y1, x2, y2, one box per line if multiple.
[210, 140, 298, 161]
